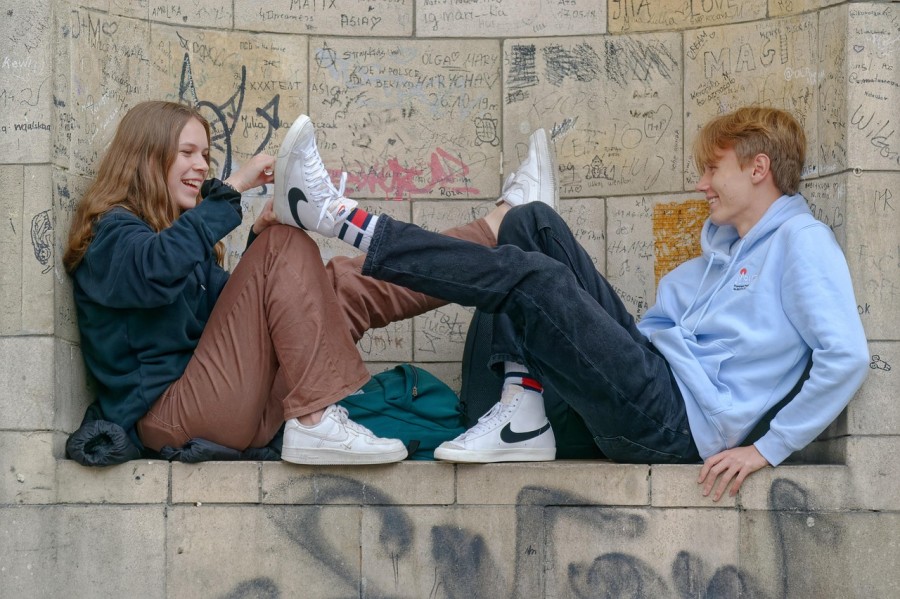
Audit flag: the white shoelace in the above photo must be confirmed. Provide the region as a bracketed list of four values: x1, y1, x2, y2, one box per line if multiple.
[457, 400, 515, 441]
[302, 144, 348, 225]
[328, 405, 376, 437]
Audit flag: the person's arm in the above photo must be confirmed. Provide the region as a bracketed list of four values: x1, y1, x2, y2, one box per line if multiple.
[79, 187, 243, 309]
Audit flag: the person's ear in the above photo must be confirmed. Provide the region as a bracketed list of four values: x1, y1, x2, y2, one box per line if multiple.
[750, 153, 771, 183]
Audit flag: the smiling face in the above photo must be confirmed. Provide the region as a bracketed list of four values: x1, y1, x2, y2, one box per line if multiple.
[695, 147, 770, 238]
[166, 117, 209, 212]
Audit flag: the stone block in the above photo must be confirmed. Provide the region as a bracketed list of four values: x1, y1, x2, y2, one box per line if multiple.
[737, 465, 851, 511]
[846, 4, 900, 171]
[844, 341, 898, 435]
[0, 165, 25, 335]
[0, 432, 58, 505]
[261, 462, 456, 505]
[148, 0, 232, 27]
[56, 459, 169, 504]
[844, 171, 900, 339]
[0, 0, 52, 164]
[66, 8, 151, 177]
[235, 0, 412, 35]
[0, 166, 51, 335]
[418, 0, 606, 37]
[0, 505, 166, 598]
[818, 4, 849, 175]
[741, 506, 900, 599]
[167, 504, 362, 597]
[52, 168, 91, 344]
[52, 4, 74, 168]
[548, 506, 743, 597]
[456, 461, 649, 506]
[683, 14, 819, 187]
[22, 165, 55, 333]
[309, 37, 502, 200]
[109, 0, 150, 19]
[607, 193, 705, 320]
[770, 0, 845, 18]
[360, 506, 527, 597]
[149, 26, 307, 181]
[800, 173, 848, 248]
[504, 33, 683, 197]
[0, 336, 55, 430]
[650, 464, 738, 508]
[846, 436, 900, 511]
[54, 337, 94, 432]
[171, 462, 261, 504]
[414, 303, 475, 363]
[609, 0, 765, 33]
[559, 197, 607, 272]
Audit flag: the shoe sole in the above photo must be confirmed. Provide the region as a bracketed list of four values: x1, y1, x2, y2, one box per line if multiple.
[282, 446, 408, 465]
[273, 114, 312, 228]
[433, 446, 556, 463]
[531, 128, 559, 210]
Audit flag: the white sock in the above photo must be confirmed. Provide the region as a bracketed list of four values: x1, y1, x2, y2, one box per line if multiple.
[502, 363, 542, 404]
[336, 208, 378, 252]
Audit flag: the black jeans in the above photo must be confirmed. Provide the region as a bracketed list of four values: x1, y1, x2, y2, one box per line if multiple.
[363, 204, 699, 464]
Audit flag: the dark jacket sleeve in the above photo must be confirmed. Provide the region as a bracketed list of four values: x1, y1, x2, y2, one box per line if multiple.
[77, 180, 242, 309]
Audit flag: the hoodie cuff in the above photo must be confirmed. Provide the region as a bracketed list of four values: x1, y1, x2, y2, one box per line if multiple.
[753, 433, 793, 467]
[201, 179, 242, 216]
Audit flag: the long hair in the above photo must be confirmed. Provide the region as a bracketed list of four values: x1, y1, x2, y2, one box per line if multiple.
[693, 106, 806, 196]
[64, 101, 219, 272]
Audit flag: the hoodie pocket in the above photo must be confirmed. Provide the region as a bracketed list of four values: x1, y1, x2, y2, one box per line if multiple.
[652, 327, 734, 417]
[689, 340, 734, 415]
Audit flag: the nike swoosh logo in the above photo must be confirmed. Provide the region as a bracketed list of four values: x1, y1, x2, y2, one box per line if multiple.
[287, 187, 308, 229]
[500, 421, 551, 443]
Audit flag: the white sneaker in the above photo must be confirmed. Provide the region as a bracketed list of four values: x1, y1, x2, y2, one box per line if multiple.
[497, 128, 558, 210]
[434, 387, 556, 463]
[282, 404, 407, 465]
[273, 114, 357, 236]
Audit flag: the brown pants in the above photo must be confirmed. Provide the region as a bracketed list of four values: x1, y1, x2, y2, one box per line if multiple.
[136, 219, 495, 451]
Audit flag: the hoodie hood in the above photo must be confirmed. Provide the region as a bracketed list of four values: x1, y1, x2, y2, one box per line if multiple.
[700, 194, 813, 265]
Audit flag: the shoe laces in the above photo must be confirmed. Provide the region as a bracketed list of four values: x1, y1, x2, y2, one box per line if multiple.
[300, 138, 348, 222]
[327, 404, 376, 437]
[458, 400, 515, 440]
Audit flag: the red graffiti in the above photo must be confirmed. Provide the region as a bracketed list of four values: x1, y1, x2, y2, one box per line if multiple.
[338, 148, 480, 200]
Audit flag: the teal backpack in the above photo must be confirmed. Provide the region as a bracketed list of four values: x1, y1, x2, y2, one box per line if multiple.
[339, 364, 466, 460]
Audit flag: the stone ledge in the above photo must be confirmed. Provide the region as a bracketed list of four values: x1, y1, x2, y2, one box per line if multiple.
[4, 460, 891, 512]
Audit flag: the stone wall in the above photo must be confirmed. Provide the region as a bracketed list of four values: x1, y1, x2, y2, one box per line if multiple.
[0, 0, 897, 597]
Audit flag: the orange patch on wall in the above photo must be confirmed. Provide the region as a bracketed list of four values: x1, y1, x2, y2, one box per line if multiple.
[652, 199, 708, 285]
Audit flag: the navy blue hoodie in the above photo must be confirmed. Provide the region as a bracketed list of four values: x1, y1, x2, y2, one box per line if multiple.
[72, 180, 242, 447]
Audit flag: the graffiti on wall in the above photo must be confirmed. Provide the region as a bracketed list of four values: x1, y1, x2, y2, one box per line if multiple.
[198, 476, 838, 598]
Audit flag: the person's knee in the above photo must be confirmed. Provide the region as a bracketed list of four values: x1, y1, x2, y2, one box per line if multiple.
[498, 203, 563, 246]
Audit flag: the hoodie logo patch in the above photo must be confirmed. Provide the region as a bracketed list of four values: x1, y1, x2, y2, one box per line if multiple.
[733, 267, 754, 291]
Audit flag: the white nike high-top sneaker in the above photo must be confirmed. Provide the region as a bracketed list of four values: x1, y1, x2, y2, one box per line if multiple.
[273, 114, 357, 236]
[433, 386, 556, 463]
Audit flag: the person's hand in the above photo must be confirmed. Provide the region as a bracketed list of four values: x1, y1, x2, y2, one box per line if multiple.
[224, 153, 276, 193]
[252, 198, 277, 235]
[698, 445, 769, 501]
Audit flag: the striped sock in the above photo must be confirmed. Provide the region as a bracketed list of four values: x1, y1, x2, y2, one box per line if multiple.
[336, 208, 378, 252]
[502, 369, 543, 404]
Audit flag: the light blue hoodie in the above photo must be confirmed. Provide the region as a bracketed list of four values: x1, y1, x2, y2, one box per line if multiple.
[637, 194, 869, 465]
